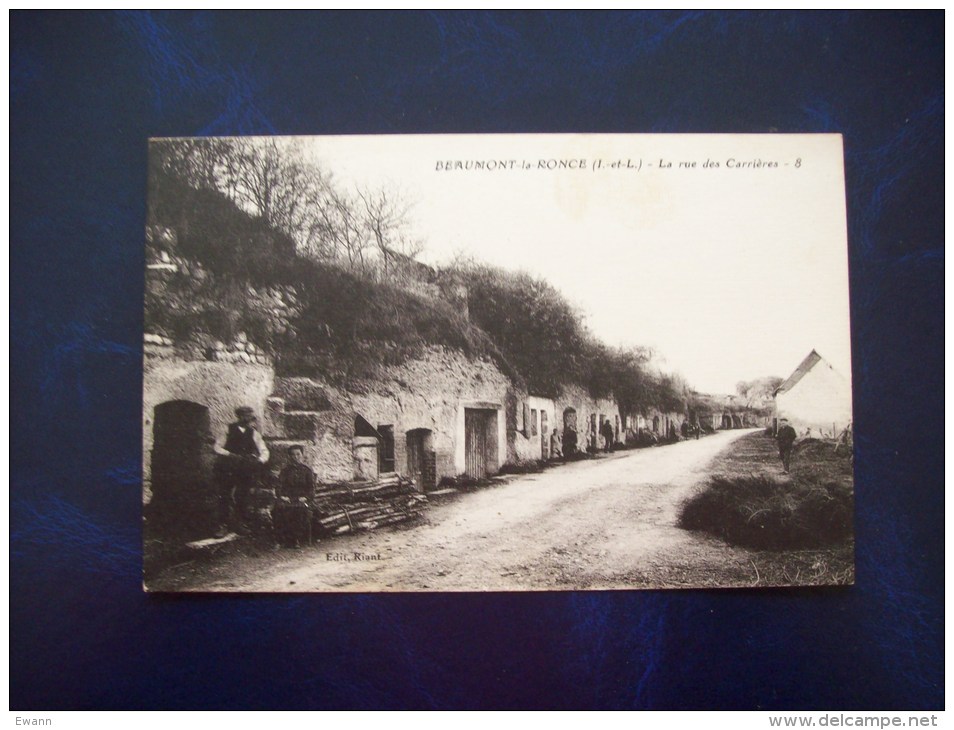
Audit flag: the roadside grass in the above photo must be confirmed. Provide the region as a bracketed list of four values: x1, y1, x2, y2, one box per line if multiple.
[498, 460, 548, 476]
[679, 432, 854, 552]
[613, 542, 855, 590]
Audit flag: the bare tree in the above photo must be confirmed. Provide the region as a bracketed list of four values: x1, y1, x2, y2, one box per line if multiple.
[296, 171, 338, 261]
[315, 187, 371, 271]
[358, 187, 419, 280]
[151, 138, 231, 191]
[218, 139, 307, 233]
[735, 376, 783, 408]
[154, 138, 428, 275]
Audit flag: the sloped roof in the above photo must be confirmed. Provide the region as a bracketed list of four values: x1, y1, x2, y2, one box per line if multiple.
[775, 350, 823, 395]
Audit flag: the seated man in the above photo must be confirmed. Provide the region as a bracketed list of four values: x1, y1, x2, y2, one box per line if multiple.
[274, 445, 316, 547]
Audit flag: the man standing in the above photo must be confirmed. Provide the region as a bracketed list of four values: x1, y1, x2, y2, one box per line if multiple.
[549, 427, 563, 460]
[214, 406, 270, 537]
[563, 425, 578, 458]
[600, 417, 615, 453]
[776, 418, 798, 474]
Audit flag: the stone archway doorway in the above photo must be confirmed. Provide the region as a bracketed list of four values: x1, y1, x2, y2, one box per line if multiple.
[151, 400, 214, 535]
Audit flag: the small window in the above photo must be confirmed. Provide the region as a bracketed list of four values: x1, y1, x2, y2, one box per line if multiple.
[531, 409, 538, 437]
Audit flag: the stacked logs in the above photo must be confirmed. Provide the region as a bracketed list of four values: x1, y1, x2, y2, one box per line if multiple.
[312, 473, 428, 534]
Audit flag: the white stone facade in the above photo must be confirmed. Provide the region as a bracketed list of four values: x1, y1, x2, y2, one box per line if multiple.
[775, 355, 852, 437]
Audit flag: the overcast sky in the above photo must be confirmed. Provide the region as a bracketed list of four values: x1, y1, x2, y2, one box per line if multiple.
[299, 133, 851, 396]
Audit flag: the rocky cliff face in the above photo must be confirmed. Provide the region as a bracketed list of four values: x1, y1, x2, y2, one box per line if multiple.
[263, 347, 514, 486]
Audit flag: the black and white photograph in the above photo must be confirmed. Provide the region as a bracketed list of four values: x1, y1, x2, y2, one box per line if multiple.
[143, 133, 853, 592]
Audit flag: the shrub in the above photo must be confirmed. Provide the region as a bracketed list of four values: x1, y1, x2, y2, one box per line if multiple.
[498, 460, 547, 475]
[679, 474, 853, 550]
[457, 263, 592, 397]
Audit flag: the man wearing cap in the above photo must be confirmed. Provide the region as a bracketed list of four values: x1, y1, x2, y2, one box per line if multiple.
[213, 406, 270, 537]
[776, 418, 797, 474]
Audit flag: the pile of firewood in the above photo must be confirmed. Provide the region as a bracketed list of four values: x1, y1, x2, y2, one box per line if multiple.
[312, 473, 428, 534]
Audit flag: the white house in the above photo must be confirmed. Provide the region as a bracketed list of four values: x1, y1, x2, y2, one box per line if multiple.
[774, 350, 852, 438]
[512, 395, 556, 462]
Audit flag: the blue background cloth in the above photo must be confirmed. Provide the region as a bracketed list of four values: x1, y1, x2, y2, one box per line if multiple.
[10, 11, 943, 709]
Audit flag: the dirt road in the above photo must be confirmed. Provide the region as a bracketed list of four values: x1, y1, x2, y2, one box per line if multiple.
[152, 429, 772, 592]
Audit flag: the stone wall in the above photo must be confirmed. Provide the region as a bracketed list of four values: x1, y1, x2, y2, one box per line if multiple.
[511, 395, 556, 462]
[145, 245, 301, 366]
[640, 408, 687, 440]
[143, 350, 275, 498]
[553, 384, 621, 451]
[289, 347, 513, 486]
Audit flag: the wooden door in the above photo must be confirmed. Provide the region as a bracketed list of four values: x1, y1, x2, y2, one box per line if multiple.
[406, 430, 425, 486]
[465, 409, 487, 480]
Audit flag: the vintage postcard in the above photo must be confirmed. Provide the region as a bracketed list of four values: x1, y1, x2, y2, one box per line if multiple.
[143, 134, 853, 592]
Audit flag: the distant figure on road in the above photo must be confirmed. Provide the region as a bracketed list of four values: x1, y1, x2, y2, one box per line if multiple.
[549, 427, 563, 460]
[600, 419, 615, 453]
[680, 420, 690, 440]
[563, 426, 578, 458]
[776, 418, 798, 473]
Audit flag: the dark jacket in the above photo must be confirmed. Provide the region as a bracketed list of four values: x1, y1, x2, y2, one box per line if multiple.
[224, 422, 261, 458]
[777, 424, 797, 451]
[564, 428, 578, 454]
[279, 462, 316, 501]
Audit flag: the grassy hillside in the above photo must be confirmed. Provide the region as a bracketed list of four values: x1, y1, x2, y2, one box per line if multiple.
[146, 168, 514, 383]
[680, 433, 854, 552]
[147, 159, 684, 409]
